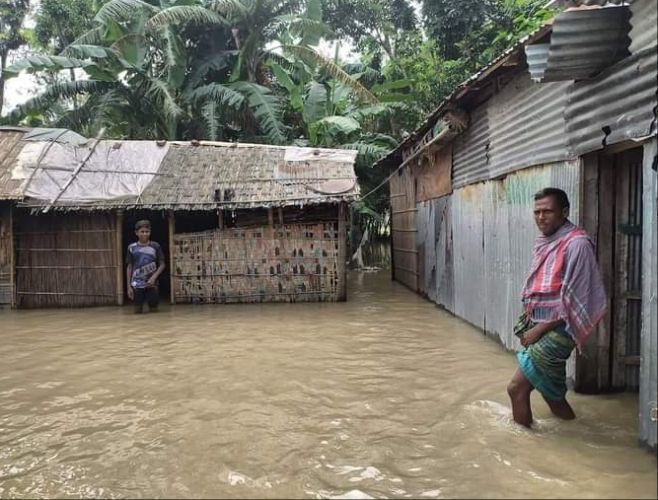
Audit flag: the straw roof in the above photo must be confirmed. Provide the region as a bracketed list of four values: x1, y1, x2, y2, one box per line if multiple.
[0, 129, 360, 210]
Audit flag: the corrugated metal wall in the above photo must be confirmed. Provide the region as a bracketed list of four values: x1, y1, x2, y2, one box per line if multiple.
[418, 161, 581, 350]
[452, 106, 490, 188]
[488, 74, 573, 178]
[629, 0, 657, 55]
[565, 45, 657, 156]
[639, 138, 657, 450]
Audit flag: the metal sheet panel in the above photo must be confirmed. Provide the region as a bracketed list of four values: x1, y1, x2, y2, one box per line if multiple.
[489, 73, 573, 178]
[629, 0, 657, 54]
[416, 200, 436, 302]
[453, 106, 490, 188]
[448, 161, 582, 351]
[531, 6, 632, 83]
[565, 45, 658, 155]
[639, 138, 657, 449]
[452, 185, 486, 328]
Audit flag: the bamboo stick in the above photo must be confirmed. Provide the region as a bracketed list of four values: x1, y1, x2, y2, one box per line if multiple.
[168, 210, 175, 305]
[15, 266, 118, 269]
[9, 204, 15, 309]
[16, 291, 116, 297]
[116, 210, 124, 306]
[44, 127, 106, 213]
[17, 248, 113, 252]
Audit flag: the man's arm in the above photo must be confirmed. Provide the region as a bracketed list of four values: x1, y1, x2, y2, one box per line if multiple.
[521, 319, 565, 347]
[146, 243, 166, 287]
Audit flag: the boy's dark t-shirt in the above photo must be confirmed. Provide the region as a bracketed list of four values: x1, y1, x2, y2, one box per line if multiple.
[126, 241, 165, 289]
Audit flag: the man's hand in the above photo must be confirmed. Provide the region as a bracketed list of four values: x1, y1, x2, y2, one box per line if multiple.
[127, 286, 134, 300]
[521, 326, 544, 348]
[145, 278, 156, 288]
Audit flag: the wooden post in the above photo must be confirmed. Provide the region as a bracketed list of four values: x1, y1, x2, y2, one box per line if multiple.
[218, 209, 224, 230]
[278, 207, 284, 226]
[115, 210, 124, 306]
[168, 211, 176, 305]
[9, 204, 16, 309]
[337, 202, 347, 301]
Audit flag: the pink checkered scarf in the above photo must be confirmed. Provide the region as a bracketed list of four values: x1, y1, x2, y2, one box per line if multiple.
[521, 221, 608, 349]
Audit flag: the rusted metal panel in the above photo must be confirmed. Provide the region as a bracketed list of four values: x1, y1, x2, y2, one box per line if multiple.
[629, 0, 657, 54]
[453, 106, 490, 188]
[489, 73, 573, 178]
[639, 138, 657, 449]
[413, 144, 452, 202]
[565, 45, 657, 155]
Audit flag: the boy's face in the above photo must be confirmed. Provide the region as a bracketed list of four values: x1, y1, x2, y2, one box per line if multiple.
[135, 227, 151, 243]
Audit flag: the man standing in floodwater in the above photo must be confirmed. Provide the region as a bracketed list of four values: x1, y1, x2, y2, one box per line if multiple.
[507, 188, 607, 427]
[126, 219, 166, 313]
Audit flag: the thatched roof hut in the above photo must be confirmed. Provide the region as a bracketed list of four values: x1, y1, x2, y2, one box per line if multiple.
[0, 128, 359, 308]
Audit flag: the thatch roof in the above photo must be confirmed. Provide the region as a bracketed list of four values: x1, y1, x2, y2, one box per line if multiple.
[0, 127, 28, 201]
[0, 129, 359, 210]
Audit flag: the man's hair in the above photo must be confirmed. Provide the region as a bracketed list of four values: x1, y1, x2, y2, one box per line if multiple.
[134, 219, 151, 231]
[534, 187, 570, 210]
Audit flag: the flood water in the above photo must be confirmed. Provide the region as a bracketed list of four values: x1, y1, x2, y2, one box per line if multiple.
[1, 271, 656, 499]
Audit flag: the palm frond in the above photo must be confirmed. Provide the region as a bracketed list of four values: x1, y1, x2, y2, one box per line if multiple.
[144, 78, 184, 119]
[60, 44, 115, 59]
[95, 0, 159, 23]
[2, 54, 94, 79]
[201, 101, 221, 141]
[145, 6, 228, 29]
[68, 27, 104, 47]
[9, 80, 116, 120]
[186, 83, 245, 109]
[230, 81, 288, 145]
[303, 81, 327, 123]
[186, 51, 237, 88]
[208, 0, 250, 18]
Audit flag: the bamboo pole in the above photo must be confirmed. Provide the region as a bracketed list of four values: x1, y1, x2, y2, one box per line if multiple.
[168, 210, 175, 305]
[278, 207, 284, 225]
[116, 210, 124, 305]
[337, 202, 347, 301]
[9, 204, 15, 309]
[218, 210, 224, 230]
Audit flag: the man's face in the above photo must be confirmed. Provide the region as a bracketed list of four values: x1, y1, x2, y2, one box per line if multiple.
[135, 227, 151, 243]
[533, 196, 568, 236]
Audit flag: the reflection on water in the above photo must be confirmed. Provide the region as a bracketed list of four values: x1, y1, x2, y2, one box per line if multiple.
[0, 271, 656, 499]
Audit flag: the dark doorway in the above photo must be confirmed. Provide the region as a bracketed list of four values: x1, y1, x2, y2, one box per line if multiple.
[122, 210, 171, 303]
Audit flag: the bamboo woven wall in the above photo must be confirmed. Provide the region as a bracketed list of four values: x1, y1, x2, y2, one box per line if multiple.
[172, 222, 342, 303]
[16, 211, 118, 308]
[390, 166, 418, 291]
[0, 203, 12, 306]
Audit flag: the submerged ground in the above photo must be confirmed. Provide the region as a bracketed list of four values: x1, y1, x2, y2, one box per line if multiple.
[0, 271, 656, 499]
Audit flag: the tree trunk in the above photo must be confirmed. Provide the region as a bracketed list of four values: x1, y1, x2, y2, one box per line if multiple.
[0, 52, 7, 117]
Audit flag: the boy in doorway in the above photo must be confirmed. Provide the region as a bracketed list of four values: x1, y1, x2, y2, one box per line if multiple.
[126, 219, 166, 313]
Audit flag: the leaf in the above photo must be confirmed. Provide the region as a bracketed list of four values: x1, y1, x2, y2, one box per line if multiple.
[145, 6, 228, 29]
[303, 81, 327, 123]
[60, 44, 116, 59]
[281, 45, 379, 105]
[314, 116, 361, 136]
[94, 0, 158, 24]
[230, 82, 287, 145]
[187, 51, 237, 88]
[2, 54, 94, 79]
[186, 83, 245, 109]
[144, 79, 183, 119]
[202, 101, 220, 141]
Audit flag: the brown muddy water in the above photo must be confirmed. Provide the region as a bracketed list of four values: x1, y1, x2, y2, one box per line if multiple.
[1, 271, 656, 499]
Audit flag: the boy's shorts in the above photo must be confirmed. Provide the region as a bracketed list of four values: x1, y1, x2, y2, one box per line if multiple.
[133, 286, 159, 313]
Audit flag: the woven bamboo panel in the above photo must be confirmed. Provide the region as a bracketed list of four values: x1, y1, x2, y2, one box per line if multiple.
[172, 222, 340, 303]
[15, 211, 118, 308]
[0, 203, 12, 305]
